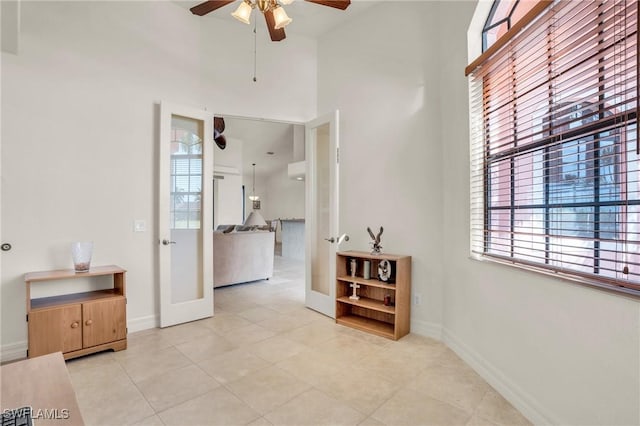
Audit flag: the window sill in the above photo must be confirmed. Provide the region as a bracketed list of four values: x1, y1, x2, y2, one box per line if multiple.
[467, 253, 640, 301]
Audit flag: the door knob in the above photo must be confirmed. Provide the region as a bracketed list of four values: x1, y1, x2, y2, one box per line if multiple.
[85, 319, 93, 326]
[325, 235, 349, 244]
[162, 239, 177, 245]
[1, 243, 11, 252]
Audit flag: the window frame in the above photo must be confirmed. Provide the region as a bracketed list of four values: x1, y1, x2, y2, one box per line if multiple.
[468, 0, 640, 296]
[482, 0, 537, 51]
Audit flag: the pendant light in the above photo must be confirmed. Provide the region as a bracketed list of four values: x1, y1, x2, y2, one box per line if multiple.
[249, 163, 260, 206]
[244, 162, 267, 226]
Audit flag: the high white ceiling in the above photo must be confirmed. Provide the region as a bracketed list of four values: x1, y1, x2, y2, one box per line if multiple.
[175, 0, 380, 39]
[175, 1, 381, 178]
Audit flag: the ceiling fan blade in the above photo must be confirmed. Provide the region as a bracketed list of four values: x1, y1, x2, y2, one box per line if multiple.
[214, 116, 225, 133]
[190, 1, 235, 16]
[304, 0, 351, 10]
[264, 10, 286, 42]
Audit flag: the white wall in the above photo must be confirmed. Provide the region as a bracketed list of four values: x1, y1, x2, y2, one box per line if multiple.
[262, 168, 305, 221]
[318, 2, 445, 337]
[241, 166, 304, 229]
[0, 0, 316, 359]
[293, 124, 305, 162]
[263, 168, 305, 244]
[241, 128, 305, 227]
[214, 136, 244, 227]
[214, 173, 243, 227]
[318, 1, 640, 425]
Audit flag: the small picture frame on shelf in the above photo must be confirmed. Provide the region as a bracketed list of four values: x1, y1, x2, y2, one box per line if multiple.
[378, 259, 392, 282]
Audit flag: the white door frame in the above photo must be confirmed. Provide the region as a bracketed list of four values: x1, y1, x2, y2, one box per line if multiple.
[158, 102, 214, 327]
[305, 110, 340, 318]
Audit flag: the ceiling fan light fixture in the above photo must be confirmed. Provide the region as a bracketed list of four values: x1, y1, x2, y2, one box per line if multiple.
[272, 6, 292, 29]
[231, 1, 253, 25]
[191, 0, 351, 42]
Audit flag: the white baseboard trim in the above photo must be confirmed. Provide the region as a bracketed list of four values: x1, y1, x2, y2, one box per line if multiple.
[127, 314, 158, 333]
[442, 327, 559, 425]
[1, 340, 27, 363]
[411, 319, 443, 340]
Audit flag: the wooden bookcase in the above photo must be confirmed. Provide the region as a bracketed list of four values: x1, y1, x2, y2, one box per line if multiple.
[25, 265, 127, 360]
[336, 251, 411, 340]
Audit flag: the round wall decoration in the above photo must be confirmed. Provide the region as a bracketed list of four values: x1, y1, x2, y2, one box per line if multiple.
[378, 259, 392, 282]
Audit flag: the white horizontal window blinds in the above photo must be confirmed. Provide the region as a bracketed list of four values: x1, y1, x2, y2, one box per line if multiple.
[468, 0, 640, 294]
[170, 128, 203, 230]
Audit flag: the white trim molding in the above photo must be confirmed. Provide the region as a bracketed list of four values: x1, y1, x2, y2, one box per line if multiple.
[1, 340, 27, 363]
[1, 315, 158, 362]
[410, 319, 443, 341]
[127, 315, 158, 333]
[443, 327, 560, 425]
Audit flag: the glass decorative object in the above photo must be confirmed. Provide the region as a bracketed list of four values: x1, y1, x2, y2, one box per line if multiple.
[363, 260, 371, 279]
[71, 242, 93, 272]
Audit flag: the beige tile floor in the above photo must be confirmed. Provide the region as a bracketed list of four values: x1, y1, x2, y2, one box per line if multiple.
[67, 257, 531, 426]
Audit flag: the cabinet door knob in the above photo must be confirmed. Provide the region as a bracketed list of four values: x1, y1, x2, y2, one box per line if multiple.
[85, 319, 93, 326]
[71, 322, 79, 328]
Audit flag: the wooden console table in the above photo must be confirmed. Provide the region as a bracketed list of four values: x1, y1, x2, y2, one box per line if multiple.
[0, 352, 84, 425]
[25, 265, 127, 359]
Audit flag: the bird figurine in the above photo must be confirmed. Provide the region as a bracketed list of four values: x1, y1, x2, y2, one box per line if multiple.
[367, 226, 383, 255]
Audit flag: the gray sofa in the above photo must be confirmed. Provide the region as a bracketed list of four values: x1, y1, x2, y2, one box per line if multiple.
[213, 229, 275, 288]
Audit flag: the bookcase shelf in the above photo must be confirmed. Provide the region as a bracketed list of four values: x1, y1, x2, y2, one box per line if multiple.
[336, 276, 397, 290]
[336, 296, 396, 314]
[336, 315, 395, 339]
[336, 251, 411, 340]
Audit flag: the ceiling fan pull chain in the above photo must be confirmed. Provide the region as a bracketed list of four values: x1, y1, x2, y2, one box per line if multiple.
[253, 19, 258, 82]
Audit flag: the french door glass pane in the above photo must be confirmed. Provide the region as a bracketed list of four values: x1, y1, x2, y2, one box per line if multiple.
[170, 115, 204, 304]
[311, 123, 331, 296]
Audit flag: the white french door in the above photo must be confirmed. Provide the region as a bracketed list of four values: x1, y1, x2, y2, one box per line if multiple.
[158, 102, 214, 327]
[305, 111, 340, 318]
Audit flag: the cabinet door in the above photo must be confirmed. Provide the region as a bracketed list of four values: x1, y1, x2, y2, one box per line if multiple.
[28, 305, 82, 358]
[82, 297, 126, 348]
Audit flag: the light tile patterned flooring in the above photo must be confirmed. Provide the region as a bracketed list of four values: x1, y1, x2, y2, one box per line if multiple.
[68, 257, 531, 426]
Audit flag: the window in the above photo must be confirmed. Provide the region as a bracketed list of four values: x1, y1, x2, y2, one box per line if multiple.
[170, 124, 203, 230]
[482, 0, 538, 51]
[468, 0, 640, 294]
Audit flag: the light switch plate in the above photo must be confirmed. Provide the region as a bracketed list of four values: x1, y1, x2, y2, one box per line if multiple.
[134, 220, 146, 232]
